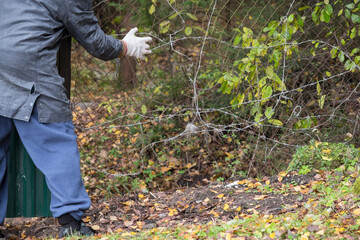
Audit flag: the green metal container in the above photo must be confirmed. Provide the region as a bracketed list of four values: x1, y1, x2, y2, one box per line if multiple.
[6, 129, 52, 217]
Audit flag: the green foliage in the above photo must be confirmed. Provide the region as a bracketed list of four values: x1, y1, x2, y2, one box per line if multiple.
[218, 13, 302, 125]
[218, 1, 360, 126]
[352, 177, 360, 194]
[288, 140, 360, 172]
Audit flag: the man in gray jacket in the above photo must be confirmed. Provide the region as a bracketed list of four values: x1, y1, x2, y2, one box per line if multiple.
[0, 0, 151, 238]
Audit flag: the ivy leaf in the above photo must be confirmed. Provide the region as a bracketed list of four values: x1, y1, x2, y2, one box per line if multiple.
[268, 119, 283, 126]
[320, 9, 331, 23]
[237, 93, 245, 106]
[345, 9, 351, 18]
[338, 51, 345, 62]
[186, 13, 198, 21]
[299, 6, 310, 11]
[265, 107, 275, 119]
[233, 35, 242, 46]
[325, 4, 333, 16]
[149, 4, 155, 15]
[330, 47, 338, 58]
[185, 27, 192, 36]
[159, 21, 171, 34]
[141, 105, 147, 114]
[288, 14, 295, 23]
[169, 12, 179, 20]
[346, 3, 355, 9]
[265, 66, 274, 78]
[262, 85, 273, 102]
[338, 9, 343, 16]
[351, 14, 360, 23]
[317, 83, 321, 96]
[319, 95, 326, 109]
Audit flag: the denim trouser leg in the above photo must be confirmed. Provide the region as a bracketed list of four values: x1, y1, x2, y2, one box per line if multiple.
[0, 107, 91, 221]
[13, 108, 91, 220]
[0, 117, 14, 225]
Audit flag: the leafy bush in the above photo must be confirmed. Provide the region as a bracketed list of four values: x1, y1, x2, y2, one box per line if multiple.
[288, 140, 360, 172]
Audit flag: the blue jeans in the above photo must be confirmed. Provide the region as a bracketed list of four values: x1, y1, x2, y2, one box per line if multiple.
[0, 107, 91, 224]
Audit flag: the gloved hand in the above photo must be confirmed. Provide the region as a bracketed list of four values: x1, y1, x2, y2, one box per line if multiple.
[120, 27, 152, 59]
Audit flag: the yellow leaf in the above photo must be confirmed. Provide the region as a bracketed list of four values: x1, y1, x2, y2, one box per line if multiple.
[217, 194, 225, 199]
[122, 200, 135, 206]
[83, 216, 91, 223]
[269, 232, 276, 239]
[278, 176, 283, 182]
[279, 171, 287, 177]
[300, 236, 308, 240]
[85, 122, 94, 128]
[335, 227, 345, 234]
[236, 206, 242, 212]
[238, 180, 249, 185]
[168, 208, 178, 216]
[226, 233, 232, 240]
[149, 4, 155, 15]
[210, 209, 219, 217]
[353, 208, 360, 215]
[186, 162, 194, 169]
[266, 180, 270, 185]
[322, 149, 331, 154]
[223, 203, 230, 211]
[254, 195, 267, 200]
[160, 166, 171, 173]
[321, 155, 332, 161]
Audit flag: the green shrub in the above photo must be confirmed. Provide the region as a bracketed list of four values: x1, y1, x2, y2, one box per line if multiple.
[288, 140, 360, 172]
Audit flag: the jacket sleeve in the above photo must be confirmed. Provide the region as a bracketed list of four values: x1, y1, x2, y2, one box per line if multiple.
[62, 0, 122, 61]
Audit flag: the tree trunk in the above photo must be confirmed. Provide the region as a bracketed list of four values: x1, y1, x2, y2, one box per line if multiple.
[117, 1, 137, 89]
[118, 56, 137, 89]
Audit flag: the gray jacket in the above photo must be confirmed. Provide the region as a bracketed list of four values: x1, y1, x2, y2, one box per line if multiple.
[0, 0, 123, 123]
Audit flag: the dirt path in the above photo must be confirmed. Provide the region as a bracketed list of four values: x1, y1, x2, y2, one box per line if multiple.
[1, 173, 317, 239]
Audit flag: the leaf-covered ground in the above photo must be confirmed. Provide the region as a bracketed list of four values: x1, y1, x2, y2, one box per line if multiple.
[2, 170, 360, 239]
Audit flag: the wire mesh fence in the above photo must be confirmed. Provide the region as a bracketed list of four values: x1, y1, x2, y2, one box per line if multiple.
[70, 0, 360, 192]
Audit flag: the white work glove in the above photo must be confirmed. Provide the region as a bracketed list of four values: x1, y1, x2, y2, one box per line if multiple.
[122, 27, 152, 59]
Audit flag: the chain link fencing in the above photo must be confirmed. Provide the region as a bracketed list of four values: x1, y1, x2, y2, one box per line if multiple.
[69, 0, 360, 193]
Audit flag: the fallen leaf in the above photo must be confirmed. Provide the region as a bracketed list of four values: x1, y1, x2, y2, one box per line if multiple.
[92, 225, 101, 231]
[123, 220, 134, 227]
[353, 208, 360, 216]
[168, 208, 178, 216]
[254, 195, 267, 200]
[217, 194, 225, 198]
